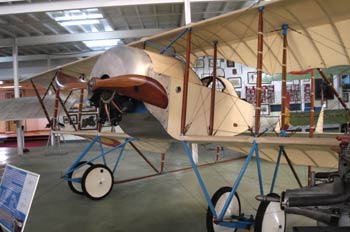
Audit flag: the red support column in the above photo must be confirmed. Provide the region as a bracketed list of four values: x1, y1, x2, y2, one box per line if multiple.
[209, 41, 218, 135]
[254, 7, 264, 135]
[281, 24, 288, 131]
[180, 28, 192, 135]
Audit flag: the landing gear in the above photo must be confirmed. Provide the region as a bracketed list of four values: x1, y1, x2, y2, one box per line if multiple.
[206, 186, 241, 232]
[81, 164, 114, 200]
[255, 193, 285, 232]
[67, 161, 93, 195]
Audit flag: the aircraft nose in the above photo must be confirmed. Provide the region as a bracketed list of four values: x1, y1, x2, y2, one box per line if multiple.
[90, 45, 152, 82]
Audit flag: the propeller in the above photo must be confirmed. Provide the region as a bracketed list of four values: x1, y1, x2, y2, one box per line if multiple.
[88, 74, 168, 109]
[55, 71, 87, 90]
[54, 71, 169, 128]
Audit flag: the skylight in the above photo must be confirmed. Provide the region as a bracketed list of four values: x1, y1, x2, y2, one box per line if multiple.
[59, 19, 100, 26]
[83, 39, 122, 51]
[47, 8, 121, 51]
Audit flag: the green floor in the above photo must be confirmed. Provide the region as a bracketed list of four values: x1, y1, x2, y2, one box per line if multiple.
[0, 141, 331, 231]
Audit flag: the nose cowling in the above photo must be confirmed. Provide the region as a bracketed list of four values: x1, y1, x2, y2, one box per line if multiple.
[88, 45, 168, 109]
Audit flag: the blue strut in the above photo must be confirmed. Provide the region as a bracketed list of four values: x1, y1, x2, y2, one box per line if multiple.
[64, 136, 136, 182]
[182, 140, 264, 230]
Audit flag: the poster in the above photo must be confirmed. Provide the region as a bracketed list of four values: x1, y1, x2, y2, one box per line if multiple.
[0, 165, 40, 232]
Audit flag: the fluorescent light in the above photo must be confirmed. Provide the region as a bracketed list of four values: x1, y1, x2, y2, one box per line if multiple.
[0, 0, 25, 2]
[55, 13, 103, 22]
[60, 19, 100, 26]
[0, 81, 3, 84]
[83, 39, 120, 47]
[83, 39, 121, 50]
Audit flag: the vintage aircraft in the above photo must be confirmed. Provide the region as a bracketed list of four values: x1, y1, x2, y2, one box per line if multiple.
[1, 0, 350, 231]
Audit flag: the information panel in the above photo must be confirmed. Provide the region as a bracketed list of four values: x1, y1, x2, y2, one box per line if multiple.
[0, 165, 40, 232]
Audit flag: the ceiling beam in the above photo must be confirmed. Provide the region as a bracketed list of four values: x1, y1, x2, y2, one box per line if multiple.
[0, 0, 254, 15]
[0, 28, 170, 47]
[0, 51, 103, 63]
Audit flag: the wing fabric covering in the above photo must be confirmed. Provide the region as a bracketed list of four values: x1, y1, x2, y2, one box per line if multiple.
[0, 96, 74, 121]
[182, 135, 340, 168]
[130, 0, 350, 74]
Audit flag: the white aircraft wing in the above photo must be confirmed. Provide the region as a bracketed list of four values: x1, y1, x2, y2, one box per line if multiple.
[130, 0, 350, 74]
[181, 134, 341, 168]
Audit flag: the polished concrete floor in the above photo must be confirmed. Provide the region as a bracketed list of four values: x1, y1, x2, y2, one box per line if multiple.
[0, 140, 334, 232]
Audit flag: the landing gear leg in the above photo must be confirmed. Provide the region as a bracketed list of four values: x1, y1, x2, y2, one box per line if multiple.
[206, 186, 241, 232]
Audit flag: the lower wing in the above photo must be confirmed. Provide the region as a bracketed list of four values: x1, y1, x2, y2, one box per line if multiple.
[182, 135, 341, 168]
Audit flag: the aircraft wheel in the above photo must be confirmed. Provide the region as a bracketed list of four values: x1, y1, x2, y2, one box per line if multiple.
[82, 164, 114, 200]
[254, 193, 285, 232]
[67, 161, 93, 195]
[206, 186, 241, 232]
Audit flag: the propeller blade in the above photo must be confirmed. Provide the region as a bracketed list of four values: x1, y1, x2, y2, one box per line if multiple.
[55, 71, 87, 90]
[89, 75, 147, 89]
[104, 102, 111, 124]
[89, 74, 168, 109]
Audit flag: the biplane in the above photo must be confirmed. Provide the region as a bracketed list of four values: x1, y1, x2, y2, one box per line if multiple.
[1, 0, 350, 231]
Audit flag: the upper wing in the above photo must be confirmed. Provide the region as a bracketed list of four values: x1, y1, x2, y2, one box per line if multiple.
[4, 52, 104, 121]
[21, 52, 102, 90]
[129, 0, 350, 74]
[181, 134, 340, 168]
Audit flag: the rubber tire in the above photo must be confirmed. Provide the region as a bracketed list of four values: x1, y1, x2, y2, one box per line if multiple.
[82, 164, 114, 200]
[254, 193, 286, 232]
[206, 186, 241, 232]
[67, 161, 93, 195]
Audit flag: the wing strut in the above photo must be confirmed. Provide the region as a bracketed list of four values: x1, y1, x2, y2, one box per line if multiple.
[30, 79, 51, 125]
[180, 28, 192, 135]
[254, 6, 264, 135]
[209, 40, 218, 136]
[281, 24, 288, 131]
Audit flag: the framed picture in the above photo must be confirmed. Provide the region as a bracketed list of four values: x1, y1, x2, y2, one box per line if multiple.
[81, 114, 98, 130]
[343, 92, 349, 102]
[226, 60, 235, 67]
[228, 77, 242, 88]
[232, 68, 237, 75]
[195, 59, 204, 68]
[261, 104, 270, 115]
[209, 58, 221, 67]
[64, 114, 78, 124]
[247, 72, 257, 84]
